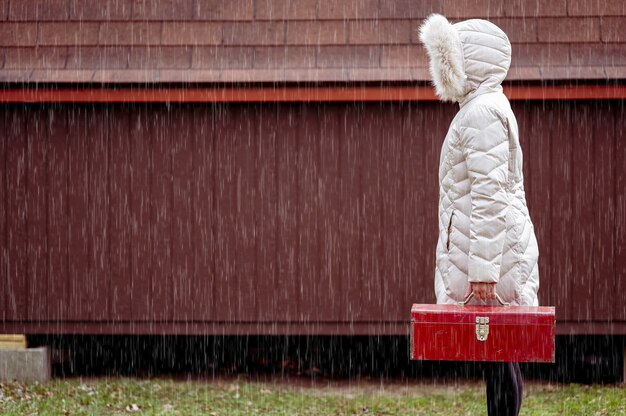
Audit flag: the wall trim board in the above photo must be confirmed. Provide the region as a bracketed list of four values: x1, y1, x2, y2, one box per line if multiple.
[0, 85, 625, 103]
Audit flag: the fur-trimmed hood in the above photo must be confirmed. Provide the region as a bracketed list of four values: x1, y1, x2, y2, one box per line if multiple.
[419, 14, 512, 103]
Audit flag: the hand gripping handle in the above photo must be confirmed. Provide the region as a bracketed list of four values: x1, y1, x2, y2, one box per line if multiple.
[458, 291, 510, 306]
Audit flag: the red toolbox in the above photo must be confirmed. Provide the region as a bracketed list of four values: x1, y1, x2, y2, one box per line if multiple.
[410, 301, 555, 362]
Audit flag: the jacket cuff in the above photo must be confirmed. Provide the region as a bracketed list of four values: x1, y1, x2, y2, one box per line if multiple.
[468, 256, 500, 283]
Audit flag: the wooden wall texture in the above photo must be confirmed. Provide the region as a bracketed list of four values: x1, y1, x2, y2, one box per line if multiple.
[0, 101, 624, 334]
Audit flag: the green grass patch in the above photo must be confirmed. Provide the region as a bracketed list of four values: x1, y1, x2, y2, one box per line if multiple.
[0, 378, 624, 415]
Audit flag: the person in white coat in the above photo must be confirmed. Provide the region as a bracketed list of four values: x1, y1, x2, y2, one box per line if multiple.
[419, 14, 540, 416]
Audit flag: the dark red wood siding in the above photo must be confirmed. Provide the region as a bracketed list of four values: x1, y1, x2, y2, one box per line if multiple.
[0, 101, 624, 334]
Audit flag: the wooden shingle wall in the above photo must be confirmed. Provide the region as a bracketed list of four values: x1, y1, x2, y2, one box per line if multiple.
[0, 0, 623, 83]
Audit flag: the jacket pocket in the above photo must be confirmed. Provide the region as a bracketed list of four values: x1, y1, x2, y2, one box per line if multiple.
[446, 211, 454, 252]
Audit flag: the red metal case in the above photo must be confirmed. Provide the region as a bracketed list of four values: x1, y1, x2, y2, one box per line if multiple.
[410, 304, 556, 362]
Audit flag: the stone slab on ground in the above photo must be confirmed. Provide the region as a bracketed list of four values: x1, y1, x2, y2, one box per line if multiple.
[0, 347, 50, 383]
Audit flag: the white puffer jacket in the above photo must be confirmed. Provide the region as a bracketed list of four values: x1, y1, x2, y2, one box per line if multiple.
[420, 15, 539, 306]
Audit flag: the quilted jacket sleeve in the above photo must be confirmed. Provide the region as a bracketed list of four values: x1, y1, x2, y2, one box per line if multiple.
[459, 105, 510, 283]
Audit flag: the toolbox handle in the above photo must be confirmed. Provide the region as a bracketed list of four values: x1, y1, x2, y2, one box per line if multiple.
[458, 291, 510, 306]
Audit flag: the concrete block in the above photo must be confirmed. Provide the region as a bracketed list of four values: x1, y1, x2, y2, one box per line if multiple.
[0, 347, 51, 383]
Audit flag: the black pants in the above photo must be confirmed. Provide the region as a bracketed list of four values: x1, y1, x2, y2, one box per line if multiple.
[483, 362, 523, 416]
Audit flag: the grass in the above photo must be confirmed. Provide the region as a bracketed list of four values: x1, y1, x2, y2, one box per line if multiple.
[0, 377, 624, 415]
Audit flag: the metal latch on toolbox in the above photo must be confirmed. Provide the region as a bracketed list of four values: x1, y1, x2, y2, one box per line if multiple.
[476, 316, 489, 341]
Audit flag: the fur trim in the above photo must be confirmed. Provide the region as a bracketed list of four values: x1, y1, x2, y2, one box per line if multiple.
[419, 14, 466, 102]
